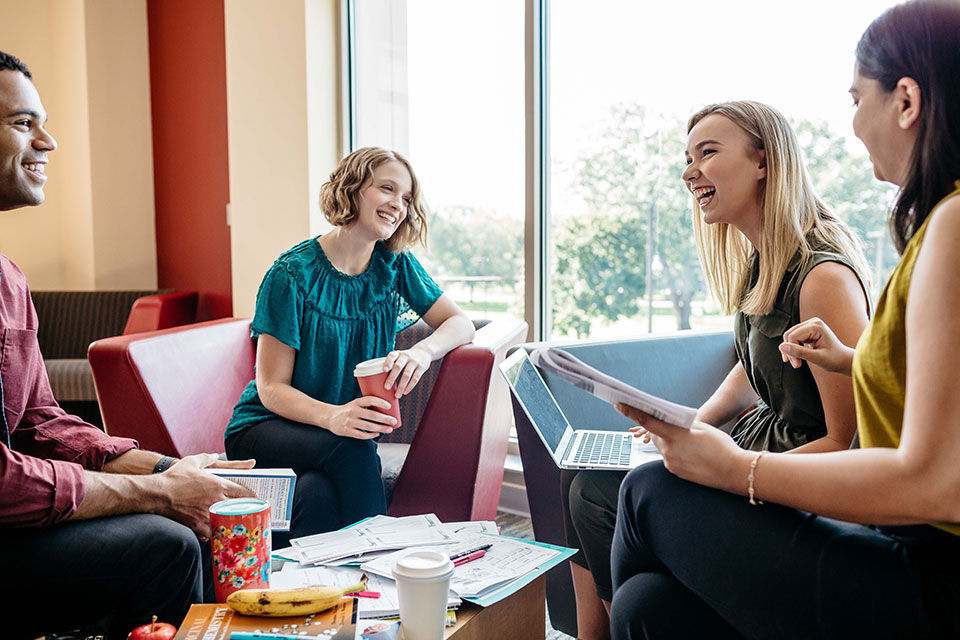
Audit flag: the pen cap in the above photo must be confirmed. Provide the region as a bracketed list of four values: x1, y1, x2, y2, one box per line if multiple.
[392, 549, 454, 582]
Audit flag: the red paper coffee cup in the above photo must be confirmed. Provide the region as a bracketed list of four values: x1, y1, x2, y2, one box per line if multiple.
[354, 357, 402, 428]
[210, 497, 271, 602]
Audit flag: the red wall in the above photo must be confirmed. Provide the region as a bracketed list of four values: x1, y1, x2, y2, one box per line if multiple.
[147, 0, 232, 321]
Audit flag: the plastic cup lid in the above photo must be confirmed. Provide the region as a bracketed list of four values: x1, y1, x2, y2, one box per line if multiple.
[392, 549, 454, 580]
[354, 357, 387, 378]
[209, 497, 270, 516]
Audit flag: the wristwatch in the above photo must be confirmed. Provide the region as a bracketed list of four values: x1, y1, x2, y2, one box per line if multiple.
[152, 455, 177, 474]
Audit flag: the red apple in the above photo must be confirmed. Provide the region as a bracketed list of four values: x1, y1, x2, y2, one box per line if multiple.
[127, 615, 177, 640]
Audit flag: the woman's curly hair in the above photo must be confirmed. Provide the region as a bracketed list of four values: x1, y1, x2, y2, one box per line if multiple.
[319, 147, 428, 252]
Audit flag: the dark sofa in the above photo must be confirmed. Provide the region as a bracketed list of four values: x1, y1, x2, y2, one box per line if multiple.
[31, 289, 198, 426]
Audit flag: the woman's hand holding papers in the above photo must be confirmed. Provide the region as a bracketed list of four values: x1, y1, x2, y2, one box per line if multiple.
[618, 404, 751, 494]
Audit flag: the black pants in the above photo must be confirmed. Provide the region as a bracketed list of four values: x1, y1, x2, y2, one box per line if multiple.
[611, 462, 960, 640]
[563, 469, 625, 601]
[3, 513, 204, 640]
[226, 417, 387, 540]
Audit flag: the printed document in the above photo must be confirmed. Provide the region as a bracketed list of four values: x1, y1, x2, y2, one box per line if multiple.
[361, 534, 559, 599]
[529, 347, 697, 428]
[208, 467, 296, 530]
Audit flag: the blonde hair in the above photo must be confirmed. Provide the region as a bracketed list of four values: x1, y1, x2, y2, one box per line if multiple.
[319, 147, 428, 252]
[687, 101, 870, 315]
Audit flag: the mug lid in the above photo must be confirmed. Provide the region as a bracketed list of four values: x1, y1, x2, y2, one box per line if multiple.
[392, 549, 454, 580]
[209, 497, 270, 516]
[354, 357, 387, 377]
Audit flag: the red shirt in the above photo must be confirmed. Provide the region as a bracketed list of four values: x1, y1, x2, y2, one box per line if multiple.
[0, 254, 137, 526]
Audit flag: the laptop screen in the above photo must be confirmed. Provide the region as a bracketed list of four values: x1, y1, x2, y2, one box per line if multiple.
[500, 349, 571, 456]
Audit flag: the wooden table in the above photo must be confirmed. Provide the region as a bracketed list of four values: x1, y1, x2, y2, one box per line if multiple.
[445, 575, 546, 639]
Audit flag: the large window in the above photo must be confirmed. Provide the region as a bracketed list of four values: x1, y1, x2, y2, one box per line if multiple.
[347, 0, 900, 340]
[350, 0, 525, 324]
[547, 0, 899, 340]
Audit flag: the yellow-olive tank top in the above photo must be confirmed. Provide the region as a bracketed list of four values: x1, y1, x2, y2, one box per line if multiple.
[852, 180, 960, 537]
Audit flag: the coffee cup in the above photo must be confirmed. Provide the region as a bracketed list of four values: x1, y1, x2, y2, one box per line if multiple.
[392, 549, 455, 640]
[354, 357, 402, 428]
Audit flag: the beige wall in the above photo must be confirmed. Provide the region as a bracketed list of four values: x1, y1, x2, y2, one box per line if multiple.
[225, 0, 340, 318]
[0, 0, 156, 290]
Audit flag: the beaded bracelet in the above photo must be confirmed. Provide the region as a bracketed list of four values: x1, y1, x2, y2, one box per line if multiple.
[152, 455, 177, 474]
[748, 451, 767, 505]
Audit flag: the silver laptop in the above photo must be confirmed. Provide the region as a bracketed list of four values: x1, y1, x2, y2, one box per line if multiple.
[500, 348, 661, 470]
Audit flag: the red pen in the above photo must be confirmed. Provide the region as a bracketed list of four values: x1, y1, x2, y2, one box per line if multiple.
[346, 590, 381, 598]
[453, 549, 487, 567]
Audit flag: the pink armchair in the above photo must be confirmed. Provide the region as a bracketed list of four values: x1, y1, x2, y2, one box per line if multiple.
[87, 316, 527, 522]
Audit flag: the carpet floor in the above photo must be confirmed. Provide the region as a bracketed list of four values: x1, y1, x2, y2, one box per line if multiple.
[496, 511, 575, 640]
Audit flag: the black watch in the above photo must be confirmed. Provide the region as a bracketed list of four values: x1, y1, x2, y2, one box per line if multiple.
[152, 455, 177, 474]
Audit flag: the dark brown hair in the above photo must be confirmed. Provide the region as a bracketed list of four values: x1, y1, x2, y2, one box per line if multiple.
[319, 147, 428, 252]
[856, 0, 960, 253]
[0, 51, 32, 79]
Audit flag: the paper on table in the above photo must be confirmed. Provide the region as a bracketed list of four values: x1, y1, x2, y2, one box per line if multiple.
[529, 347, 697, 428]
[360, 534, 560, 599]
[290, 514, 454, 565]
[461, 536, 577, 608]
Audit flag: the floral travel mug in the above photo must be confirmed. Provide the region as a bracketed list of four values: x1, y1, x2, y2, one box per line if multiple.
[210, 497, 271, 602]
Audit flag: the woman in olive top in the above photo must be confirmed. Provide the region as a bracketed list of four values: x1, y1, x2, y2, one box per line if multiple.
[565, 100, 872, 640]
[610, 1, 960, 638]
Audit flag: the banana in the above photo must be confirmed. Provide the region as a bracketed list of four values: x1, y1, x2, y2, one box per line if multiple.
[226, 582, 366, 617]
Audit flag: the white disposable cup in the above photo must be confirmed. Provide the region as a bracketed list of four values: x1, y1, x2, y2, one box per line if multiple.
[392, 549, 455, 640]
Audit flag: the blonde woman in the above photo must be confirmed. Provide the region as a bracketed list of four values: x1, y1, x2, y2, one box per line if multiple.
[225, 147, 474, 538]
[565, 101, 871, 640]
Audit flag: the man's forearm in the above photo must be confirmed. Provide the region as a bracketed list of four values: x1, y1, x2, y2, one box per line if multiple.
[102, 448, 167, 475]
[70, 470, 169, 521]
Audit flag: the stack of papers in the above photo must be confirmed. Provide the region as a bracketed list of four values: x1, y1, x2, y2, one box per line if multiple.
[271, 514, 576, 611]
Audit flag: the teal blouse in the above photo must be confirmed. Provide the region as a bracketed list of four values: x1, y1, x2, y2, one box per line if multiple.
[225, 237, 443, 437]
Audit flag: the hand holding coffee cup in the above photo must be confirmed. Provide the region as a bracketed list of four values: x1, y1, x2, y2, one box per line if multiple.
[354, 357, 403, 428]
[382, 346, 432, 397]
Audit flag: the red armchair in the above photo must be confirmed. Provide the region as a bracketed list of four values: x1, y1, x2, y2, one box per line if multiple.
[87, 316, 527, 522]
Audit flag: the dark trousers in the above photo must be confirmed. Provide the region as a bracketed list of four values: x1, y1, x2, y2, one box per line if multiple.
[562, 469, 625, 601]
[2, 513, 203, 640]
[226, 417, 387, 540]
[611, 462, 960, 640]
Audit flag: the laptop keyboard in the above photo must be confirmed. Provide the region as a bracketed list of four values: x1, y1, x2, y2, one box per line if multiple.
[573, 432, 632, 466]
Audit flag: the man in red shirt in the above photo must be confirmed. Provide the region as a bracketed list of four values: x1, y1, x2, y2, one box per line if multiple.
[0, 51, 256, 638]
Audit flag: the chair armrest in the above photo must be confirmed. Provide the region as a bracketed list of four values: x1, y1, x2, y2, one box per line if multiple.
[122, 291, 199, 335]
[388, 318, 527, 521]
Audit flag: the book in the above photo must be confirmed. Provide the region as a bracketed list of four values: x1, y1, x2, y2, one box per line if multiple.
[529, 347, 697, 428]
[172, 601, 355, 639]
[209, 468, 296, 531]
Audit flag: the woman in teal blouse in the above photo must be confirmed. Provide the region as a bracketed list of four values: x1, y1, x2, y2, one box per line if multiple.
[225, 147, 475, 537]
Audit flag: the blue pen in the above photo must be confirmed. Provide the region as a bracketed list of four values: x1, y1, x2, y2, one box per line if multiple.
[229, 633, 304, 640]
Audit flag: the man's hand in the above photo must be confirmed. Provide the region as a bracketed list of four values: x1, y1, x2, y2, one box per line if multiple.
[155, 453, 255, 537]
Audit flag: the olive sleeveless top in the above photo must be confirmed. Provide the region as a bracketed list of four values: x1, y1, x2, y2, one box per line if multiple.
[852, 181, 960, 537]
[732, 240, 866, 452]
